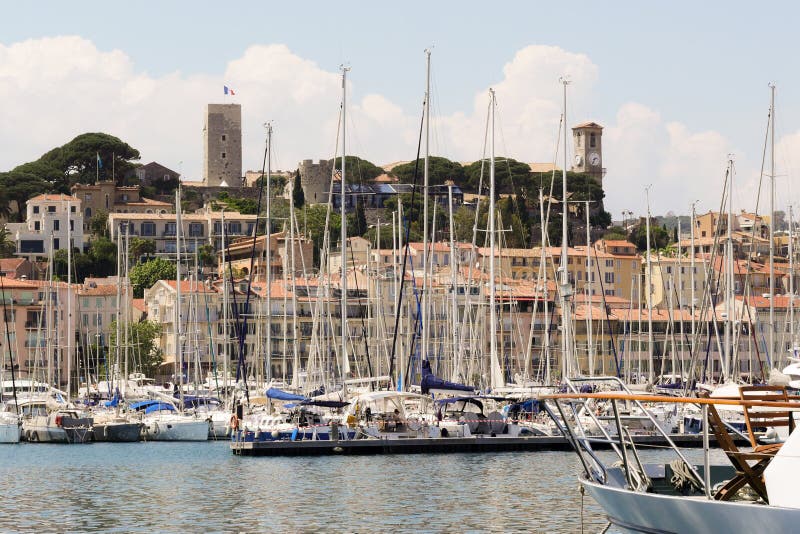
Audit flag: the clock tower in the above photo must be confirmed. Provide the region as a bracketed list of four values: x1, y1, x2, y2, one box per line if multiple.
[571, 122, 604, 185]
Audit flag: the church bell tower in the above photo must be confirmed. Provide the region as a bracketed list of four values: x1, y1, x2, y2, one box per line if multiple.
[571, 122, 604, 185]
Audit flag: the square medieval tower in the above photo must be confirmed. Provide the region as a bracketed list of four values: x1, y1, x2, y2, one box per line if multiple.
[203, 103, 242, 187]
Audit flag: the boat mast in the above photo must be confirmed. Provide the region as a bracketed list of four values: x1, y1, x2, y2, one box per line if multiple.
[724, 158, 734, 382]
[488, 88, 503, 390]
[265, 122, 273, 384]
[769, 83, 776, 364]
[448, 184, 458, 368]
[340, 65, 351, 382]
[540, 189, 551, 384]
[115, 226, 123, 392]
[559, 77, 573, 380]
[790, 205, 796, 355]
[690, 202, 697, 362]
[645, 186, 654, 383]
[221, 209, 229, 391]
[66, 198, 73, 398]
[586, 200, 593, 376]
[422, 48, 431, 364]
[175, 187, 184, 406]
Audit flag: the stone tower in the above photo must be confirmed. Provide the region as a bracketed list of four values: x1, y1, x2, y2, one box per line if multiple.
[203, 104, 242, 187]
[571, 122, 604, 185]
[299, 159, 332, 204]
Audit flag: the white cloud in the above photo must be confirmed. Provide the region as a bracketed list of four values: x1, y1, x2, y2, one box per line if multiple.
[0, 37, 769, 217]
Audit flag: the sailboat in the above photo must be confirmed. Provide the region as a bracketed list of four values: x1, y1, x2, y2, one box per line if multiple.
[140, 188, 210, 441]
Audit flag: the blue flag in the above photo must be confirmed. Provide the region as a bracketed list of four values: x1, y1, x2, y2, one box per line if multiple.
[97, 153, 102, 169]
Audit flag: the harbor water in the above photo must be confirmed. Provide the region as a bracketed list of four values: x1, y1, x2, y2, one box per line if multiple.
[0, 442, 723, 532]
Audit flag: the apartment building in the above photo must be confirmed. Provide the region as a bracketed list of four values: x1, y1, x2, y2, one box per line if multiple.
[8, 194, 85, 260]
[108, 207, 257, 254]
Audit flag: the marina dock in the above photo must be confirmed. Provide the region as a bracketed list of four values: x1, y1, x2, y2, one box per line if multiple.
[231, 433, 718, 456]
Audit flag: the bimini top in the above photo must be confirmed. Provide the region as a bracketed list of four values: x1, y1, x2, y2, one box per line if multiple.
[265, 387, 308, 402]
[129, 400, 177, 414]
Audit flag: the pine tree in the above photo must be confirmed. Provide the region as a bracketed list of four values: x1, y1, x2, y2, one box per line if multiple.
[293, 171, 305, 209]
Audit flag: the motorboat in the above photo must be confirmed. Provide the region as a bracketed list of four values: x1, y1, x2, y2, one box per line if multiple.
[19, 399, 93, 443]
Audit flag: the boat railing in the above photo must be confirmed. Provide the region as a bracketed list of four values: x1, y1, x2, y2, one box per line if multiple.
[542, 388, 800, 499]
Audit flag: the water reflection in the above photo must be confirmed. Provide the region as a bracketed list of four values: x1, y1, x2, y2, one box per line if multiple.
[0, 443, 723, 532]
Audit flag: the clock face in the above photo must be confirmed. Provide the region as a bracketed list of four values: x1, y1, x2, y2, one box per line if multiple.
[589, 152, 601, 166]
[574, 154, 583, 166]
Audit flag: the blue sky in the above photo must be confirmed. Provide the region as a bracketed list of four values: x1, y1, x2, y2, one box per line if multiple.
[2, 1, 799, 217]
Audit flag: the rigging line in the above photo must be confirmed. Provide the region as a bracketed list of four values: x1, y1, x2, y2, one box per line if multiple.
[346, 239, 374, 388]
[388, 102, 427, 385]
[592, 247, 621, 377]
[494, 95, 529, 247]
[0, 275, 18, 408]
[234, 122, 271, 404]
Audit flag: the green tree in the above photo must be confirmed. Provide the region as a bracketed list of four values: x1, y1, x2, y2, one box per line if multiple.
[330, 156, 384, 182]
[198, 244, 216, 268]
[462, 157, 532, 195]
[0, 226, 15, 258]
[629, 221, 670, 252]
[129, 237, 156, 262]
[391, 156, 465, 186]
[217, 191, 259, 215]
[292, 171, 305, 209]
[348, 198, 368, 237]
[109, 319, 163, 377]
[297, 204, 341, 267]
[39, 132, 140, 186]
[129, 257, 177, 298]
[89, 210, 110, 237]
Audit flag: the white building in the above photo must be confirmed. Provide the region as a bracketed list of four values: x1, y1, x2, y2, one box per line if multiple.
[8, 194, 85, 260]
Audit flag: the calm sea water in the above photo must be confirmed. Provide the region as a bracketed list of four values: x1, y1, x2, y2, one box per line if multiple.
[0, 442, 722, 533]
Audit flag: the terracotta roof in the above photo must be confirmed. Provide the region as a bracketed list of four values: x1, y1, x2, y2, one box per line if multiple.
[735, 295, 793, 309]
[121, 197, 172, 207]
[0, 258, 26, 275]
[28, 194, 80, 203]
[163, 280, 217, 293]
[77, 285, 119, 296]
[601, 240, 634, 248]
[132, 299, 147, 312]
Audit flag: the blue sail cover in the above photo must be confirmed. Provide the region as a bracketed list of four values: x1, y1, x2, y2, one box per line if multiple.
[265, 387, 308, 402]
[420, 359, 475, 395]
[104, 388, 122, 408]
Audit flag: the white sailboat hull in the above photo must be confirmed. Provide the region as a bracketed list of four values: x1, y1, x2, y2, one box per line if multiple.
[142, 415, 209, 441]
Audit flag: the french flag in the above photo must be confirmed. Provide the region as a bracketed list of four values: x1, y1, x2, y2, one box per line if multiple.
[224, 85, 235, 96]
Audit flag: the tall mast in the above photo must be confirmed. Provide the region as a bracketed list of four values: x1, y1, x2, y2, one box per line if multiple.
[559, 77, 573, 379]
[645, 186, 654, 383]
[265, 123, 273, 383]
[221, 209, 229, 391]
[769, 83, 776, 364]
[340, 65, 351, 380]
[175, 187, 184, 404]
[690, 202, 697, 361]
[586, 200, 593, 376]
[790, 205, 796, 355]
[488, 88, 503, 389]
[422, 48, 432, 364]
[724, 158, 734, 381]
[115, 226, 122, 389]
[540, 189, 551, 384]
[448, 185, 458, 366]
[66, 198, 72, 397]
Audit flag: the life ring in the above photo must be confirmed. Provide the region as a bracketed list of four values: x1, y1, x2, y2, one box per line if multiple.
[230, 414, 240, 431]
